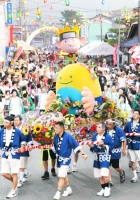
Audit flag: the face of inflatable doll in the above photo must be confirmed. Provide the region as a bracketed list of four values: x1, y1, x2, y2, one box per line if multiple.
[60, 38, 80, 53]
[56, 63, 102, 114]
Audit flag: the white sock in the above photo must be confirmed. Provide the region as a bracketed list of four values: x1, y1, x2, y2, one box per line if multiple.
[136, 162, 139, 168]
[19, 172, 24, 181]
[133, 170, 138, 178]
[73, 162, 76, 166]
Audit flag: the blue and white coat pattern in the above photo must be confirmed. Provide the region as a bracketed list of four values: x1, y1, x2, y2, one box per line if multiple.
[53, 132, 81, 167]
[0, 127, 26, 159]
[105, 126, 126, 159]
[91, 133, 112, 170]
[124, 119, 140, 150]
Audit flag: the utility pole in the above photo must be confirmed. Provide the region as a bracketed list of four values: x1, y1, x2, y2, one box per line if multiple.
[19, 0, 22, 40]
[117, 22, 121, 69]
[138, 0, 140, 44]
[100, 13, 103, 42]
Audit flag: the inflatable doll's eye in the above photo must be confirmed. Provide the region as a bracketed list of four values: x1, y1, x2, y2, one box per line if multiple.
[64, 40, 67, 43]
[70, 76, 72, 79]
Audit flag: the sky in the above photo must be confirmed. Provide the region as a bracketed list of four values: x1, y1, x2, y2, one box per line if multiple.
[12, 0, 139, 23]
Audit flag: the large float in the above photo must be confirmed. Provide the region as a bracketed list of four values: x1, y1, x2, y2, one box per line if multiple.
[22, 25, 129, 146]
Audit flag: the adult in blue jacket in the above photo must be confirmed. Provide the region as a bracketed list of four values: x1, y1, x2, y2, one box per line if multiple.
[0, 116, 25, 199]
[124, 109, 140, 183]
[53, 121, 87, 200]
[89, 122, 113, 197]
[105, 119, 126, 185]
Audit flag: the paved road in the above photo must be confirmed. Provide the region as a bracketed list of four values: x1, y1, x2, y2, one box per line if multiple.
[0, 111, 140, 200]
[0, 146, 140, 200]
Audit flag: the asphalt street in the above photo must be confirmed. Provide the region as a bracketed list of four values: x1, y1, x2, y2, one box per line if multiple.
[0, 111, 140, 200]
[0, 146, 140, 200]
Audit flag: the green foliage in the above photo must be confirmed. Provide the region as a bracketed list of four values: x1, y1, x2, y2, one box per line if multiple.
[104, 16, 138, 46]
[60, 10, 83, 27]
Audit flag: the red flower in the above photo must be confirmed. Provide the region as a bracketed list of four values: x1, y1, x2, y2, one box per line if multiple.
[61, 109, 68, 116]
[103, 97, 108, 101]
[108, 108, 113, 112]
[42, 127, 48, 132]
[90, 124, 97, 132]
[38, 133, 43, 137]
[80, 127, 88, 136]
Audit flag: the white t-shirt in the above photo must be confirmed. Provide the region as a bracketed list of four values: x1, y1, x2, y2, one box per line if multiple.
[118, 77, 126, 88]
[39, 93, 48, 110]
[9, 97, 22, 115]
[97, 135, 103, 141]
[51, 71, 58, 82]
[5, 129, 13, 146]
[108, 130, 114, 137]
[133, 121, 139, 129]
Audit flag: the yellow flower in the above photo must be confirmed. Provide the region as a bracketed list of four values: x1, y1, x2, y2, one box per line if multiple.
[51, 132, 55, 139]
[22, 126, 29, 135]
[63, 104, 69, 109]
[95, 113, 101, 118]
[45, 132, 51, 138]
[33, 124, 42, 134]
[111, 102, 115, 109]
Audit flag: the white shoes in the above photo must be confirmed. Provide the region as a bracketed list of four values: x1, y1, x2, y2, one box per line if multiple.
[6, 190, 18, 199]
[17, 181, 23, 188]
[22, 177, 27, 183]
[131, 177, 138, 183]
[72, 165, 77, 172]
[97, 188, 105, 196]
[53, 191, 61, 200]
[24, 171, 31, 178]
[62, 187, 72, 197]
[104, 187, 110, 197]
[97, 187, 110, 197]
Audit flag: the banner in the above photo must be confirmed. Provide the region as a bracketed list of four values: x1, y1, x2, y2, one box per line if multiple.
[12, 46, 23, 62]
[6, 44, 16, 62]
[113, 44, 118, 66]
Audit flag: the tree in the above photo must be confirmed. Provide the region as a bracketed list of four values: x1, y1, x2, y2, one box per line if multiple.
[104, 28, 125, 46]
[60, 10, 84, 27]
[104, 16, 138, 46]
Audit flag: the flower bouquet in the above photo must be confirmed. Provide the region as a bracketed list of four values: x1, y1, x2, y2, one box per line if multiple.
[22, 95, 129, 145]
[93, 97, 129, 126]
[22, 112, 63, 145]
[32, 124, 55, 145]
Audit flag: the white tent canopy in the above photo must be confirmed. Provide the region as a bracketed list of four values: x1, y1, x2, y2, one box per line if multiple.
[78, 41, 123, 55]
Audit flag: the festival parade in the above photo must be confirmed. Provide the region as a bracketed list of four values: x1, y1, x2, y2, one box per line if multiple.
[0, 0, 140, 200]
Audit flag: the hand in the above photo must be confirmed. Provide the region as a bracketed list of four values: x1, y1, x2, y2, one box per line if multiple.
[98, 141, 104, 147]
[81, 87, 95, 114]
[88, 143, 93, 148]
[82, 154, 88, 160]
[122, 149, 126, 157]
[20, 146, 25, 153]
[45, 91, 56, 107]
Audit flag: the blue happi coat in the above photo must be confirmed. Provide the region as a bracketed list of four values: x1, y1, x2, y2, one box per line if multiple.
[20, 134, 33, 157]
[105, 126, 126, 159]
[124, 119, 140, 150]
[53, 132, 81, 167]
[91, 133, 112, 169]
[0, 127, 26, 159]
